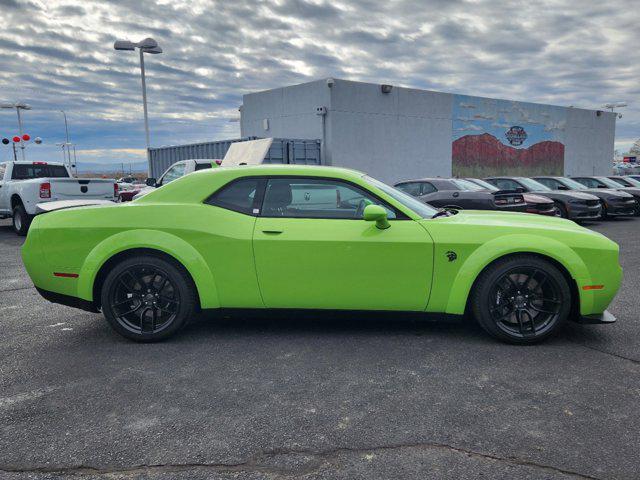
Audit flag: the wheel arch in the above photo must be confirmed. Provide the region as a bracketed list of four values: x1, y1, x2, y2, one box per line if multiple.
[76, 229, 219, 310]
[443, 234, 589, 315]
[10, 194, 23, 209]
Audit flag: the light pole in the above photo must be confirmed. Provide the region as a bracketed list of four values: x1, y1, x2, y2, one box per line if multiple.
[114, 38, 163, 175]
[60, 110, 71, 166]
[1, 102, 32, 160]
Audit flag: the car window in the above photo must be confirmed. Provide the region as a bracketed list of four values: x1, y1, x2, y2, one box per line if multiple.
[420, 182, 437, 194]
[535, 178, 560, 189]
[194, 162, 212, 171]
[395, 182, 422, 196]
[11, 164, 69, 180]
[206, 178, 261, 215]
[261, 177, 397, 219]
[160, 163, 187, 185]
[492, 179, 520, 191]
[0, 163, 5, 181]
[574, 177, 600, 188]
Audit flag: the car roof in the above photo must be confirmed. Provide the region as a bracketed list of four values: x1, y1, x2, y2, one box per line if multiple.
[197, 164, 365, 178]
[395, 178, 454, 184]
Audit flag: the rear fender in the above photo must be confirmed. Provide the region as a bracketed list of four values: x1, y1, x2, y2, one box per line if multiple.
[76, 229, 219, 308]
[443, 234, 590, 315]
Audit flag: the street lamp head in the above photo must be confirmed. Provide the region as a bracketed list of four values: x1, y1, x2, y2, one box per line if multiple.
[143, 46, 163, 54]
[114, 40, 136, 51]
[137, 38, 158, 49]
[0, 102, 31, 110]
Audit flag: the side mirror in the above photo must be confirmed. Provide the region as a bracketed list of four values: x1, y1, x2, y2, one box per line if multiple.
[363, 204, 390, 229]
[597, 184, 606, 188]
[557, 185, 569, 190]
[146, 177, 157, 187]
[516, 187, 525, 193]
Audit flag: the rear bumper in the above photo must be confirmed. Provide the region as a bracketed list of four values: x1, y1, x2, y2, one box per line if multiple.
[574, 310, 616, 325]
[35, 287, 99, 313]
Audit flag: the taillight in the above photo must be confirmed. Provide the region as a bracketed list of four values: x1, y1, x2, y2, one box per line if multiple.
[114, 183, 118, 197]
[39, 182, 51, 199]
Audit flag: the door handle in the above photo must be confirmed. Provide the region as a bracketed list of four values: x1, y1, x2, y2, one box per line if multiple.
[262, 230, 283, 234]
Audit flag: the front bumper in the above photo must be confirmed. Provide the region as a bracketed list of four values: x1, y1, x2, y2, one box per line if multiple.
[606, 199, 637, 216]
[567, 202, 602, 220]
[574, 310, 616, 325]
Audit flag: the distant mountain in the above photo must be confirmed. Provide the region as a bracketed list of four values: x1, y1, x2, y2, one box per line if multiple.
[452, 133, 564, 170]
[74, 161, 148, 174]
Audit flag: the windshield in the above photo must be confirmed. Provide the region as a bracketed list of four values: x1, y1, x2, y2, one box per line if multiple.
[613, 177, 640, 187]
[517, 177, 552, 191]
[596, 177, 627, 188]
[364, 175, 438, 218]
[466, 178, 498, 191]
[560, 178, 589, 190]
[451, 179, 484, 191]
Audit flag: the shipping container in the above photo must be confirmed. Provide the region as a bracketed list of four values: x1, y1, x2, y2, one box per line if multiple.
[148, 137, 320, 178]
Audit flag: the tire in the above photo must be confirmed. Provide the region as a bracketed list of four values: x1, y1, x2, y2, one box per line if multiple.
[100, 255, 198, 342]
[12, 204, 32, 236]
[471, 255, 571, 345]
[555, 202, 568, 219]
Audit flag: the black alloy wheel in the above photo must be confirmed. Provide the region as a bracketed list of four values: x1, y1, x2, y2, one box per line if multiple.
[101, 255, 197, 342]
[471, 255, 571, 344]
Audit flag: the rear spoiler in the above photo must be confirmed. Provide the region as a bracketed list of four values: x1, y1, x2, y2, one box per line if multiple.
[491, 189, 522, 196]
[35, 199, 115, 214]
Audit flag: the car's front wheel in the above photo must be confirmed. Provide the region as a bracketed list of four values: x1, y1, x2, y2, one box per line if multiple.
[471, 255, 571, 344]
[101, 255, 197, 342]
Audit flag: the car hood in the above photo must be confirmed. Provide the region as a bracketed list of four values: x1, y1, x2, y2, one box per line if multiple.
[533, 190, 599, 201]
[422, 209, 592, 233]
[584, 189, 634, 199]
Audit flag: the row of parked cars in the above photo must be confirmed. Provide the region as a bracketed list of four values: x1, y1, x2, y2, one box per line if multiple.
[122, 158, 640, 223]
[394, 175, 640, 221]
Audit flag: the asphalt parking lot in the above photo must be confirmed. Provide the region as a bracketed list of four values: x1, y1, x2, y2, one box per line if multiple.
[0, 218, 639, 480]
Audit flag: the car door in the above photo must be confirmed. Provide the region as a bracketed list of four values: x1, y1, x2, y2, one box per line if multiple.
[252, 177, 434, 311]
[0, 163, 8, 214]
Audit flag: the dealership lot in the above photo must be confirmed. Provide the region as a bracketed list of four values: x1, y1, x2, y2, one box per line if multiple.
[1, 218, 639, 479]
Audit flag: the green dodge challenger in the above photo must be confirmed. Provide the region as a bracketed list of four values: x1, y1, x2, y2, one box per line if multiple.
[22, 165, 622, 344]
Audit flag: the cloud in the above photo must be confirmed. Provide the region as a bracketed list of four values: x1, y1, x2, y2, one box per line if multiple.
[0, 0, 638, 165]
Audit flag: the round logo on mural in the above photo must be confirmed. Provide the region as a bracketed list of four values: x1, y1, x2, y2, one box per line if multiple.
[505, 126, 528, 146]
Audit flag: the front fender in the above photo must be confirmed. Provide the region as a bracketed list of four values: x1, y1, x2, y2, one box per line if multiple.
[442, 234, 591, 315]
[76, 229, 219, 308]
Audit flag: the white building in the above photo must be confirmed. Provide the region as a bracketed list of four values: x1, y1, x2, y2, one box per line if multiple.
[240, 78, 616, 184]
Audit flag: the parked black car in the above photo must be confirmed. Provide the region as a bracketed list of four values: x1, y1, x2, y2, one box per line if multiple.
[533, 176, 636, 218]
[573, 176, 640, 214]
[485, 177, 601, 220]
[464, 178, 558, 216]
[394, 178, 526, 212]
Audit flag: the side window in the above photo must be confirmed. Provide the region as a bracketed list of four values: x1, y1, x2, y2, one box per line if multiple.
[194, 162, 212, 171]
[574, 178, 596, 188]
[261, 177, 397, 219]
[420, 182, 437, 194]
[396, 182, 421, 196]
[206, 178, 261, 215]
[0, 163, 5, 181]
[160, 163, 186, 185]
[536, 178, 557, 189]
[494, 179, 520, 191]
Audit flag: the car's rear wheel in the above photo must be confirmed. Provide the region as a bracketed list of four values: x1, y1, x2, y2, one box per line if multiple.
[12, 204, 32, 236]
[471, 255, 571, 344]
[101, 255, 197, 342]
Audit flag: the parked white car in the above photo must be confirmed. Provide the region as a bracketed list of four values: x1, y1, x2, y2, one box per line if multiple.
[0, 161, 117, 235]
[131, 159, 219, 200]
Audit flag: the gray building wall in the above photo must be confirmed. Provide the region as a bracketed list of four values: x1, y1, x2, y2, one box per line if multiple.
[241, 78, 616, 184]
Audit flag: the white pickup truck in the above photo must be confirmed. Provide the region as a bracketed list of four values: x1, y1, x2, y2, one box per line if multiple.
[0, 161, 117, 235]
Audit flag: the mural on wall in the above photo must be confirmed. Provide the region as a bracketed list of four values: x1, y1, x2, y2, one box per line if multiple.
[452, 95, 566, 177]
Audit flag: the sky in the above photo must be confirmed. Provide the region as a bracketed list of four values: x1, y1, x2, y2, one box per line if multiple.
[0, 0, 638, 167]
